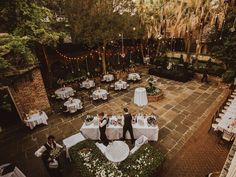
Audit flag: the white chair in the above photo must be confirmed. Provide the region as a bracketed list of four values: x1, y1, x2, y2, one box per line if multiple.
[102, 95, 107, 100]
[222, 109, 227, 113]
[130, 135, 148, 155]
[69, 106, 77, 113]
[231, 95, 236, 98]
[228, 98, 234, 102]
[211, 123, 218, 131]
[63, 132, 86, 159]
[130, 146, 139, 154]
[222, 130, 235, 142]
[215, 117, 221, 123]
[95, 142, 107, 154]
[135, 135, 148, 147]
[224, 105, 229, 109]
[219, 113, 225, 118]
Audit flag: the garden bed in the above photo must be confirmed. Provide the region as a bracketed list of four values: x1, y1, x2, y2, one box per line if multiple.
[148, 93, 164, 102]
[69, 140, 164, 177]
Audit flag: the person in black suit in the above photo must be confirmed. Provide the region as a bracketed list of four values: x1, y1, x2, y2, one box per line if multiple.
[201, 68, 209, 84]
[98, 112, 109, 146]
[122, 108, 135, 144]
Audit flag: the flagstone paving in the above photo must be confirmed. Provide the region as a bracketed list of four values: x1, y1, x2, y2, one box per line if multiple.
[0, 67, 230, 177]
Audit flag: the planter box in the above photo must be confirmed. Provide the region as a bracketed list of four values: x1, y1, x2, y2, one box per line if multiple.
[148, 92, 164, 102]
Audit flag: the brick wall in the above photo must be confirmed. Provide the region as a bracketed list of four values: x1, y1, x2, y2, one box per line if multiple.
[9, 68, 51, 120]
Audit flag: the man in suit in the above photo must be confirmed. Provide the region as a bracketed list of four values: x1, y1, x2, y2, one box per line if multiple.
[98, 112, 109, 146]
[123, 108, 135, 144]
[201, 68, 209, 84]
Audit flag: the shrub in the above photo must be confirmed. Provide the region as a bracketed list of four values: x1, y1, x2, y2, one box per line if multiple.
[69, 140, 165, 177]
[222, 70, 235, 83]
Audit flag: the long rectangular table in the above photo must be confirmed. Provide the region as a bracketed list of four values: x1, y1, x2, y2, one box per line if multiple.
[80, 115, 159, 141]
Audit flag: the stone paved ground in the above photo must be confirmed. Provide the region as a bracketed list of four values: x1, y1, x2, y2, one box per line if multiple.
[160, 118, 230, 177]
[0, 67, 230, 177]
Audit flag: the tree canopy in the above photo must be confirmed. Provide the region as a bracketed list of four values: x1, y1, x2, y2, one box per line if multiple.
[64, 0, 144, 46]
[0, 0, 64, 71]
[207, 8, 236, 69]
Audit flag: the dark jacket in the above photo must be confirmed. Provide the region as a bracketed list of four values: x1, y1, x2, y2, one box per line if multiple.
[124, 113, 132, 127]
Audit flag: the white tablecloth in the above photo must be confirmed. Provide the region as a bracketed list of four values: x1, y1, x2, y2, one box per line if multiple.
[80, 115, 159, 141]
[217, 117, 236, 134]
[114, 80, 127, 90]
[81, 80, 95, 89]
[0, 164, 26, 177]
[127, 73, 141, 81]
[134, 87, 148, 106]
[62, 133, 86, 159]
[55, 87, 74, 99]
[226, 151, 236, 177]
[24, 111, 48, 129]
[64, 99, 83, 113]
[92, 89, 108, 100]
[105, 141, 129, 163]
[102, 74, 114, 82]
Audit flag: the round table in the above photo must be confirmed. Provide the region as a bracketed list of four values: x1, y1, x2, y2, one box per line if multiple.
[102, 74, 114, 82]
[114, 80, 127, 90]
[81, 80, 95, 89]
[128, 73, 141, 81]
[104, 141, 129, 163]
[24, 111, 48, 130]
[134, 87, 148, 106]
[64, 99, 83, 113]
[92, 89, 108, 100]
[55, 87, 74, 99]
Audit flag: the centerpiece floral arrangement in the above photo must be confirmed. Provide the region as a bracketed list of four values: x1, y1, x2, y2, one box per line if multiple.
[69, 140, 164, 177]
[145, 76, 160, 96]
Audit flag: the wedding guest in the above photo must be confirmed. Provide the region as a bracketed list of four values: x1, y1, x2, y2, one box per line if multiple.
[122, 108, 135, 144]
[98, 112, 109, 146]
[35, 135, 63, 177]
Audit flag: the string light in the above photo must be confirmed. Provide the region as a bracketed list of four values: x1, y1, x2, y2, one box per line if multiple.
[55, 45, 144, 62]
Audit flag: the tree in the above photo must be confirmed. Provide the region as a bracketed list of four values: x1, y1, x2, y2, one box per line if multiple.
[0, 0, 64, 72]
[207, 8, 236, 69]
[64, 0, 144, 73]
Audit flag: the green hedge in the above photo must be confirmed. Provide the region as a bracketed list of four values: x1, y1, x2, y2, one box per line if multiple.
[69, 140, 164, 177]
[119, 144, 164, 177]
[222, 70, 235, 83]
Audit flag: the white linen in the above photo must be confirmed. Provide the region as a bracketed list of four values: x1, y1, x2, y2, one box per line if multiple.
[64, 99, 83, 113]
[95, 142, 107, 154]
[102, 74, 114, 82]
[24, 111, 48, 130]
[55, 87, 74, 99]
[226, 151, 236, 177]
[134, 87, 148, 106]
[92, 89, 108, 100]
[62, 133, 86, 159]
[217, 117, 236, 134]
[80, 115, 159, 141]
[217, 99, 236, 134]
[0, 164, 26, 177]
[81, 79, 95, 89]
[114, 80, 127, 90]
[127, 73, 141, 81]
[104, 141, 129, 163]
